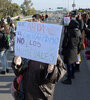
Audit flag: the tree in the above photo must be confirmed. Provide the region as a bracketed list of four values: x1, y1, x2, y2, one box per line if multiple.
[21, 0, 35, 16]
[0, 0, 20, 18]
[7, 3, 20, 17]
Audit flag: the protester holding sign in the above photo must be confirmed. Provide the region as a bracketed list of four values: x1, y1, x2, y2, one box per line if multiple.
[11, 14, 66, 100]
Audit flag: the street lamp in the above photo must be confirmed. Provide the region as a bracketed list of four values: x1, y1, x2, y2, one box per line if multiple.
[72, 0, 76, 10]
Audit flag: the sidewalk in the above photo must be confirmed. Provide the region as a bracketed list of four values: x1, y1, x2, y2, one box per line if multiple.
[54, 47, 90, 100]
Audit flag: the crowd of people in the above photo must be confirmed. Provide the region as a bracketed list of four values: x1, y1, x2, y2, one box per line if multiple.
[0, 11, 90, 100]
[61, 11, 90, 84]
[0, 18, 16, 74]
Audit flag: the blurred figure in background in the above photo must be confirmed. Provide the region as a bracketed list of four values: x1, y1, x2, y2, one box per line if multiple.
[9, 22, 16, 52]
[7, 16, 12, 24]
[41, 14, 45, 22]
[0, 21, 10, 74]
[61, 11, 81, 84]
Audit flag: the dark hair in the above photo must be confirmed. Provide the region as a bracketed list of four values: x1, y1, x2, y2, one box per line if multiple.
[71, 10, 78, 17]
[0, 21, 10, 34]
[10, 22, 13, 27]
[76, 14, 82, 20]
[82, 13, 88, 23]
[0, 21, 5, 28]
[32, 14, 42, 20]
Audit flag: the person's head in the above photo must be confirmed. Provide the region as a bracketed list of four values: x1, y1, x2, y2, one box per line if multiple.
[76, 14, 82, 20]
[71, 10, 78, 19]
[32, 14, 42, 22]
[0, 21, 10, 34]
[10, 22, 15, 28]
[66, 12, 70, 17]
[82, 13, 89, 23]
[1, 18, 4, 22]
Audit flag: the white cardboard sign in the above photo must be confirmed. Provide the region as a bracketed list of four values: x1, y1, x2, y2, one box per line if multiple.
[15, 21, 62, 65]
[64, 17, 70, 26]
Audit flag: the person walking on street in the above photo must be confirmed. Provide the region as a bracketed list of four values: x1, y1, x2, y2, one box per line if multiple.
[61, 11, 81, 85]
[75, 14, 84, 72]
[9, 22, 16, 52]
[0, 21, 10, 74]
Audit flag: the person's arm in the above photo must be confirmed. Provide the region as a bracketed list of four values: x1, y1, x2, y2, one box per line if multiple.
[44, 55, 66, 83]
[54, 54, 66, 82]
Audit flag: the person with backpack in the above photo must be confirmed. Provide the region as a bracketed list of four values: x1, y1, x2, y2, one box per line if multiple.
[0, 21, 10, 74]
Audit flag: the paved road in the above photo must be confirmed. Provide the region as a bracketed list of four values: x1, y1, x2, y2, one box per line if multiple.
[54, 48, 90, 100]
[0, 51, 14, 100]
[0, 47, 90, 100]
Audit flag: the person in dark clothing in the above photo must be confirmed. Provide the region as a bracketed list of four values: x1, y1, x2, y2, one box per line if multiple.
[75, 14, 84, 71]
[76, 14, 84, 32]
[45, 14, 48, 21]
[0, 21, 10, 74]
[61, 12, 81, 84]
[11, 14, 66, 100]
[82, 14, 90, 45]
[87, 17, 90, 40]
[41, 14, 45, 21]
[7, 16, 12, 24]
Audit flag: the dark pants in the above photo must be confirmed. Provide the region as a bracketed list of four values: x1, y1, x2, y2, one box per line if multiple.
[67, 63, 75, 80]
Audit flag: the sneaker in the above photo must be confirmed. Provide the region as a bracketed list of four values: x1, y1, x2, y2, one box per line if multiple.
[6, 69, 9, 73]
[0, 71, 6, 74]
[61, 79, 72, 85]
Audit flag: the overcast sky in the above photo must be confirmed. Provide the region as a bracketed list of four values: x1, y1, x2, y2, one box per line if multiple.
[12, 0, 90, 11]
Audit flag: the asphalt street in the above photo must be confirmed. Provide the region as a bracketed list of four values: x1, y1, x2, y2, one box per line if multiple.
[0, 20, 90, 100]
[0, 47, 90, 100]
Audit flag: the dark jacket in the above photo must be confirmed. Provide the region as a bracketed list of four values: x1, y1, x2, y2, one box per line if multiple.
[76, 19, 84, 32]
[11, 55, 66, 100]
[0, 30, 9, 51]
[62, 19, 81, 65]
[87, 19, 90, 29]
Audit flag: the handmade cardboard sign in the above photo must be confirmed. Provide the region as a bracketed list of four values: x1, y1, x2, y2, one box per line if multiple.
[15, 21, 62, 65]
[63, 17, 70, 26]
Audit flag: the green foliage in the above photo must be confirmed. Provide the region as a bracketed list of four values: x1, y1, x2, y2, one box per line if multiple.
[0, 0, 20, 18]
[8, 3, 20, 17]
[21, 0, 35, 16]
[0, 0, 35, 18]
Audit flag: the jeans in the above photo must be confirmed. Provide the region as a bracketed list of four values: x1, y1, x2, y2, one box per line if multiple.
[0, 50, 8, 71]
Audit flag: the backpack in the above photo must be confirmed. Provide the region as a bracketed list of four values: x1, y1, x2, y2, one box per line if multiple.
[0, 31, 9, 50]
